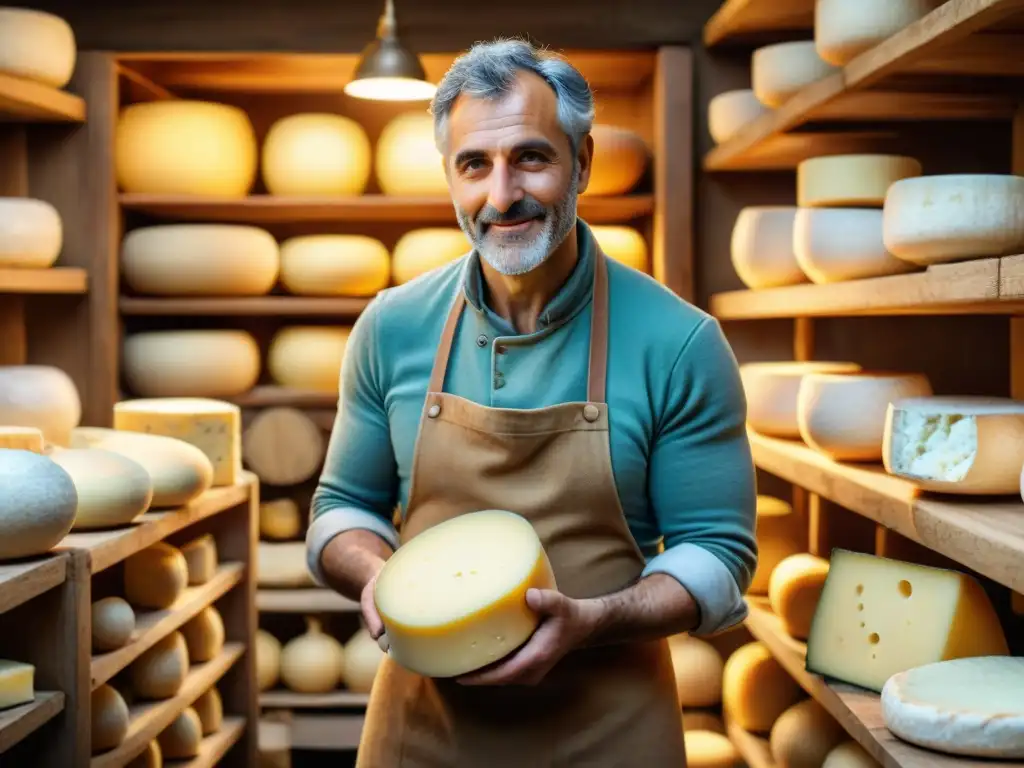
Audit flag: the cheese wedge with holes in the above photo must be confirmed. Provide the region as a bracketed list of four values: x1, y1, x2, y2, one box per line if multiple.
[798, 155, 922, 208]
[881, 656, 1024, 758]
[0, 660, 34, 709]
[374, 510, 556, 677]
[0, 426, 43, 453]
[805, 549, 1008, 692]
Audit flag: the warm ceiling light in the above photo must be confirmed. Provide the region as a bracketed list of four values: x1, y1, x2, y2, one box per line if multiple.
[344, 0, 437, 101]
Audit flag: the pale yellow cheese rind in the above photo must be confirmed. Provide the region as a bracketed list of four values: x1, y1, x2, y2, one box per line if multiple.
[798, 154, 922, 208]
[0, 659, 34, 709]
[722, 642, 803, 733]
[391, 228, 469, 285]
[769, 553, 830, 640]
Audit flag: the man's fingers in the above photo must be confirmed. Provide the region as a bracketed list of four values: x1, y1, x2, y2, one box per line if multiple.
[526, 588, 569, 616]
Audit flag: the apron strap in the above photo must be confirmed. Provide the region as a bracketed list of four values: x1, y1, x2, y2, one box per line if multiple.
[427, 289, 467, 394]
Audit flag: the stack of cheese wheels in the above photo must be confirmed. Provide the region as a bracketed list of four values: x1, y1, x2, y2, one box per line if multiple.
[376, 112, 447, 195]
[794, 154, 923, 283]
[584, 124, 649, 196]
[375, 509, 556, 677]
[749, 496, 803, 595]
[771, 699, 847, 768]
[708, 89, 769, 145]
[0, 449, 78, 560]
[796, 371, 933, 461]
[815, 0, 936, 66]
[0, 7, 76, 88]
[751, 41, 838, 108]
[0, 198, 62, 268]
[262, 113, 372, 196]
[769, 553, 830, 640]
[50, 447, 153, 530]
[115, 100, 258, 197]
[667, 634, 724, 708]
[391, 228, 469, 284]
[268, 326, 350, 394]
[121, 224, 280, 296]
[590, 226, 648, 272]
[122, 330, 261, 398]
[883, 174, 1024, 266]
[279, 234, 390, 296]
[739, 361, 861, 438]
[0, 365, 81, 446]
[883, 396, 1024, 494]
[722, 642, 803, 732]
[730, 207, 805, 289]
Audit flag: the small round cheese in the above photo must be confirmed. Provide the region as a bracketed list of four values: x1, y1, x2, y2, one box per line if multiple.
[123, 330, 261, 398]
[0, 198, 62, 268]
[752, 41, 838, 108]
[750, 496, 803, 595]
[708, 89, 770, 145]
[91, 684, 129, 754]
[769, 554, 831, 641]
[798, 154, 922, 208]
[0, 426, 44, 452]
[279, 234, 389, 296]
[883, 174, 1024, 265]
[797, 372, 933, 461]
[0, 450, 77, 559]
[342, 628, 385, 693]
[259, 498, 302, 540]
[267, 326, 350, 394]
[668, 634, 724, 708]
[121, 224, 279, 296]
[132, 631, 189, 700]
[92, 597, 136, 653]
[590, 226, 648, 272]
[584, 124, 649, 196]
[793, 208, 920, 283]
[115, 100, 258, 197]
[181, 534, 217, 585]
[375, 112, 447, 196]
[124, 542, 188, 610]
[815, 0, 936, 66]
[881, 657, 1024, 758]
[280, 617, 346, 694]
[256, 629, 282, 692]
[730, 207, 806, 289]
[391, 228, 469, 284]
[0, 8, 76, 88]
[722, 642, 803, 733]
[374, 509, 557, 678]
[193, 687, 223, 736]
[0, 365, 81, 447]
[823, 741, 879, 768]
[740, 361, 862, 438]
[771, 699, 847, 768]
[158, 707, 202, 759]
[51, 448, 153, 530]
[181, 606, 225, 663]
[684, 730, 743, 768]
[262, 113, 372, 196]
[883, 396, 1024, 494]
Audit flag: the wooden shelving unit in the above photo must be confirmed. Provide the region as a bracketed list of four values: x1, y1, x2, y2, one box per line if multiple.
[255, 589, 357, 613]
[703, 0, 815, 48]
[0, 71, 86, 122]
[119, 296, 373, 318]
[0, 268, 89, 295]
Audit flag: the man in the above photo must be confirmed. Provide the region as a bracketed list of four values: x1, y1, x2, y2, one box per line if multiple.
[307, 38, 757, 767]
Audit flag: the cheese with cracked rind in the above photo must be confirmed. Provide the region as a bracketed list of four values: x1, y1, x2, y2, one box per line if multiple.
[722, 642, 803, 733]
[391, 228, 469, 285]
[123, 331, 261, 399]
[262, 113, 372, 196]
[752, 41, 838, 108]
[50, 447, 153, 530]
[709, 89, 770, 145]
[376, 112, 447, 195]
[731, 207, 805, 290]
[740, 361, 861, 438]
[798, 154, 922, 208]
[375, 510, 557, 678]
[769, 553, 830, 640]
[280, 234, 390, 296]
[750, 496, 803, 595]
[268, 326, 350, 394]
[0, 197, 62, 268]
[0, 450, 77, 560]
[0, 8, 75, 87]
[814, 0, 936, 66]
[0, 365, 81, 447]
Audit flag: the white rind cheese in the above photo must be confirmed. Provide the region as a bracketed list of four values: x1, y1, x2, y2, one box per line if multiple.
[798, 154, 922, 208]
[391, 228, 469, 285]
[708, 89, 770, 145]
[262, 113, 372, 196]
[123, 331, 261, 399]
[752, 41, 838, 108]
[740, 361, 861, 438]
[0, 8, 76, 88]
[730, 207, 806, 290]
[50, 447, 154, 530]
[375, 112, 448, 196]
[279, 234, 390, 296]
[0, 197, 62, 269]
[881, 656, 1024, 758]
[0, 365, 81, 447]
[750, 496, 803, 595]
[883, 174, 1024, 265]
[814, 0, 936, 66]
[883, 396, 1024, 494]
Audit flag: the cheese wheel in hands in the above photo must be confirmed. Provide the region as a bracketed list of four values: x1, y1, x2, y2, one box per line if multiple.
[740, 361, 861, 438]
[51, 448, 153, 530]
[730, 207, 805, 289]
[375, 509, 557, 677]
[668, 634, 724, 707]
[793, 208, 920, 283]
[769, 554, 830, 640]
[0, 450, 77, 560]
[815, 0, 937, 66]
[0, 365, 81, 447]
[770, 699, 846, 768]
[584, 125, 649, 196]
[590, 226, 648, 272]
[709, 89, 770, 145]
[123, 331, 260, 398]
[280, 235, 390, 296]
[0, 198, 62, 268]
[392, 228, 469, 284]
[752, 42, 838, 108]
[798, 154, 922, 208]
[375, 112, 447, 195]
[262, 113, 372, 196]
[0, 8, 75, 88]
[267, 326, 350, 393]
[750, 496, 803, 595]
[722, 642, 803, 732]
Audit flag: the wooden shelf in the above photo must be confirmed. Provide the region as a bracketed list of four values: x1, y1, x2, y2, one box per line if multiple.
[119, 193, 655, 225]
[91, 563, 245, 690]
[703, 0, 815, 47]
[0, 692, 65, 754]
[748, 430, 1024, 593]
[259, 691, 368, 708]
[0, 268, 88, 295]
[256, 588, 357, 613]
[90, 643, 244, 768]
[725, 720, 774, 768]
[173, 717, 245, 768]
[0, 554, 67, 615]
[227, 387, 337, 409]
[120, 295, 373, 318]
[0, 72, 86, 123]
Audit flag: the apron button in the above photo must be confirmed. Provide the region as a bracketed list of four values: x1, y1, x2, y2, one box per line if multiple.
[583, 404, 600, 422]
[427, 404, 441, 418]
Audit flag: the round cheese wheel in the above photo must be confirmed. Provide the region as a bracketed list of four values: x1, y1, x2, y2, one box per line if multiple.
[91, 684, 129, 754]
[0, 450, 77, 559]
[92, 596, 136, 652]
[684, 730, 742, 768]
[740, 361, 862, 438]
[51, 448, 153, 530]
[260, 498, 302, 540]
[769, 554, 830, 640]
[682, 710, 725, 734]
[375, 509, 557, 677]
[883, 396, 1024, 494]
[181, 534, 217, 586]
[279, 234, 389, 296]
[391, 228, 469, 284]
[256, 629, 282, 692]
[883, 174, 1024, 265]
[668, 634, 724, 707]
[585, 124, 649, 197]
[823, 741, 878, 768]
[267, 326, 350, 393]
[127, 741, 162, 768]
[280, 617, 346, 693]
[123, 330, 261, 398]
[731, 207, 805, 290]
[70, 427, 213, 508]
[0, 8, 75, 88]
[815, 0, 936, 66]
[798, 154, 922, 208]
[793, 208, 920, 284]
[750, 496, 803, 595]
[375, 112, 447, 195]
[158, 707, 202, 759]
[181, 606, 225, 663]
[132, 631, 189, 700]
[752, 41, 838, 108]
[709, 89, 770, 145]
[0, 198, 62, 268]
[243, 406, 325, 486]
[342, 627, 385, 693]
[262, 113, 372, 196]
[193, 687, 223, 736]
[771, 699, 847, 768]
[0, 365, 81, 447]
[124, 542, 188, 610]
[0, 426, 44, 452]
[121, 224, 279, 296]
[590, 226, 649, 272]
[722, 641, 803, 733]
[797, 371, 933, 461]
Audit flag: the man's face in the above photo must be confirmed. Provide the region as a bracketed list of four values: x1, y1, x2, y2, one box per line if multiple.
[444, 71, 592, 276]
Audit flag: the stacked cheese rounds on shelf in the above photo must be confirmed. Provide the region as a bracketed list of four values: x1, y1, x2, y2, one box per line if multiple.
[0, 7, 76, 89]
[740, 361, 861, 438]
[814, 0, 936, 66]
[0, 197, 63, 269]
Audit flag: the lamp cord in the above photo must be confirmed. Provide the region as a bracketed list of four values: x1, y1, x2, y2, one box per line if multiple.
[377, 0, 397, 39]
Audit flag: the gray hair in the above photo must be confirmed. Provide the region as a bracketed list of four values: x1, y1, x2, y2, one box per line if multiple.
[430, 38, 595, 157]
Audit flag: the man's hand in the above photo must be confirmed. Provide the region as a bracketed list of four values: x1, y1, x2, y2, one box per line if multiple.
[360, 571, 387, 647]
[455, 588, 603, 687]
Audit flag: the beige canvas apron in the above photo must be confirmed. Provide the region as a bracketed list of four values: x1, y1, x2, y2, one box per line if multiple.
[356, 248, 687, 767]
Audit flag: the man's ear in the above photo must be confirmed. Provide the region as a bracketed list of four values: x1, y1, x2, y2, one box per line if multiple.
[575, 133, 595, 194]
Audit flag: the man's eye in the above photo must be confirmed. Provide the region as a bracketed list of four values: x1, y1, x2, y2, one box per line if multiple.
[520, 151, 546, 163]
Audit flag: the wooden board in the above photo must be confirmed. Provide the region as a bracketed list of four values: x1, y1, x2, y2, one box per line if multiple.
[0, 268, 88, 294]
[259, 691, 369, 708]
[174, 716, 245, 768]
[0, 692, 65, 754]
[703, 0, 815, 47]
[256, 588, 357, 613]
[725, 720, 775, 768]
[0, 72, 85, 123]
[120, 296, 373, 318]
[0, 555, 67, 615]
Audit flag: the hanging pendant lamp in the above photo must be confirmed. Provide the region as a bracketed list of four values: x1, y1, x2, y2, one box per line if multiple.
[344, 0, 437, 101]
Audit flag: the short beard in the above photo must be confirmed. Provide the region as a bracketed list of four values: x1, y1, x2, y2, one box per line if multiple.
[455, 165, 579, 277]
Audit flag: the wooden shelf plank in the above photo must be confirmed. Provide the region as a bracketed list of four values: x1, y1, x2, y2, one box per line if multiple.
[119, 193, 655, 224]
[0, 268, 88, 295]
[0, 691, 65, 754]
[703, 0, 815, 47]
[91, 643, 244, 768]
[256, 588, 357, 613]
[0, 72, 85, 123]
[227, 387, 337, 409]
[259, 691, 368, 709]
[0, 554, 67, 615]
[725, 720, 775, 768]
[58, 482, 252, 574]
[120, 295, 373, 318]
[289, 713, 363, 751]
[91, 563, 245, 690]
[748, 431, 1024, 593]
[172, 716, 245, 768]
